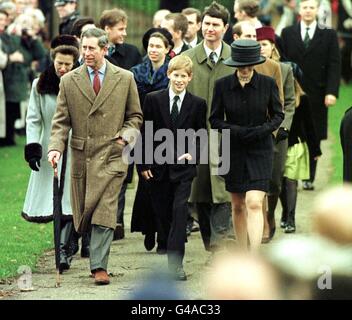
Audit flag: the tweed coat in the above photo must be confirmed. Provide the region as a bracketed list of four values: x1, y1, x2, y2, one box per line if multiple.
[279, 62, 295, 131]
[281, 23, 341, 140]
[49, 60, 143, 233]
[182, 41, 234, 203]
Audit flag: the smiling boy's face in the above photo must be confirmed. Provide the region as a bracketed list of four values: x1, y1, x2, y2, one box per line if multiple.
[168, 68, 192, 95]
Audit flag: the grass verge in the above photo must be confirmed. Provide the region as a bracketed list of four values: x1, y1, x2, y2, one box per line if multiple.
[0, 136, 53, 280]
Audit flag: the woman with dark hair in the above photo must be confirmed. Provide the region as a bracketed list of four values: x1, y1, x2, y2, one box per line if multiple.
[131, 28, 173, 104]
[22, 35, 79, 273]
[209, 39, 284, 251]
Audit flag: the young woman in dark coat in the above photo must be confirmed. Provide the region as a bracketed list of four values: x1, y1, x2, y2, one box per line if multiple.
[209, 39, 284, 251]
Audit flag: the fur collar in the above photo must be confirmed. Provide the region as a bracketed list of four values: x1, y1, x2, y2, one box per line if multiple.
[37, 64, 60, 95]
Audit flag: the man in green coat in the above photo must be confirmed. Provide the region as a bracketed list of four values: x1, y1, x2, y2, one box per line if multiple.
[182, 1, 234, 254]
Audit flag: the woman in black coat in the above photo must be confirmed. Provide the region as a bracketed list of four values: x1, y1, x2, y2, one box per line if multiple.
[209, 40, 284, 250]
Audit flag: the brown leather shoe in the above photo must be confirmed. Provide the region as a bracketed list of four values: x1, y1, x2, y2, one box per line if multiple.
[94, 270, 110, 285]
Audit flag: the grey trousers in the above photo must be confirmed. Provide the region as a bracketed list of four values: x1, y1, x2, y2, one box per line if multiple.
[90, 224, 114, 272]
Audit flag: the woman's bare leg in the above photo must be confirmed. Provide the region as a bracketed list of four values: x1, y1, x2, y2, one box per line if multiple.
[246, 190, 266, 251]
[230, 193, 247, 249]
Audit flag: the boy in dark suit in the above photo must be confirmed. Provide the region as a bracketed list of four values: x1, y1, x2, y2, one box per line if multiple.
[139, 55, 207, 280]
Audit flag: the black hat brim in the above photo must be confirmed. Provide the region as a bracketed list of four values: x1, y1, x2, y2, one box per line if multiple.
[142, 28, 174, 52]
[223, 56, 266, 67]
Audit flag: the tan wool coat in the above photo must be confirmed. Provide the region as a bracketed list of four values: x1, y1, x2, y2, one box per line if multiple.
[49, 60, 143, 233]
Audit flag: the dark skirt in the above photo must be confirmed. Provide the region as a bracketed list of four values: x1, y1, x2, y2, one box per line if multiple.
[225, 165, 269, 193]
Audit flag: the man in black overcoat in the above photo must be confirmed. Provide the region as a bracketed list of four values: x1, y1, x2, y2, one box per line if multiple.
[55, 0, 80, 35]
[281, 0, 341, 190]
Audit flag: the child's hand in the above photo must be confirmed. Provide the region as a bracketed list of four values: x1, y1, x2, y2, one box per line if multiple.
[141, 170, 153, 180]
[178, 153, 193, 161]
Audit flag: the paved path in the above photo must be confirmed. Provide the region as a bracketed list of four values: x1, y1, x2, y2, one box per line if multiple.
[0, 141, 333, 300]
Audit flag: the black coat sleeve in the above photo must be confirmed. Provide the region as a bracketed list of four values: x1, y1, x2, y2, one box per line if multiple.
[340, 107, 352, 182]
[326, 30, 341, 97]
[139, 93, 153, 172]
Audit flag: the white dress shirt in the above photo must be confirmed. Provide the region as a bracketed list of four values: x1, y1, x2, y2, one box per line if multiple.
[185, 36, 198, 49]
[203, 42, 222, 64]
[87, 62, 107, 85]
[301, 20, 317, 42]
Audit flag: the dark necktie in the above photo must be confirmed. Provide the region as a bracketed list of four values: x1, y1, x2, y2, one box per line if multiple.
[108, 45, 115, 57]
[93, 71, 101, 95]
[209, 51, 216, 65]
[303, 27, 310, 48]
[171, 95, 179, 128]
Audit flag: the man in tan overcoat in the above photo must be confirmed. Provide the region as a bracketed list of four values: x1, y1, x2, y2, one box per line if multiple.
[48, 28, 143, 285]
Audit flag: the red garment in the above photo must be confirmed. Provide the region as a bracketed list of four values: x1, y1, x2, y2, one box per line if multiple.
[93, 71, 100, 95]
[169, 50, 176, 59]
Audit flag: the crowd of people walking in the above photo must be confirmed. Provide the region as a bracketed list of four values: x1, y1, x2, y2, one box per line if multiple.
[0, 0, 349, 287]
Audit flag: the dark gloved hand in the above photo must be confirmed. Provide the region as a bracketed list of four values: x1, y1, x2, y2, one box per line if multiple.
[241, 126, 262, 144]
[275, 127, 289, 143]
[28, 158, 41, 171]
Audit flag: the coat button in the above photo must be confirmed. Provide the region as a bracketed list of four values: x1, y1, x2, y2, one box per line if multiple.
[86, 158, 90, 162]
[102, 114, 106, 118]
[100, 156, 104, 160]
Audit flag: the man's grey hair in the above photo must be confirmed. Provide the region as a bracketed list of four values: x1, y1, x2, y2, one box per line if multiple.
[81, 27, 109, 48]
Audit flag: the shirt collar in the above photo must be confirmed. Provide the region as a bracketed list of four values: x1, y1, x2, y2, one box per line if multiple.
[87, 61, 107, 75]
[301, 20, 317, 33]
[232, 70, 258, 89]
[186, 36, 198, 48]
[173, 42, 185, 55]
[169, 87, 186, 103]
[203, 42, 222, 59]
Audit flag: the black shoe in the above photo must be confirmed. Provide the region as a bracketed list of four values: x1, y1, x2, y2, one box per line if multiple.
[113, 224, 125, 241]
[69, 232, 79, 256]
[173, 267, 187, 281]
[186, 222, 192, 237]
[284, 223, 296, 233]
[59, 254, 71, 274]
[302, 181, 314, 190]
[144, 233, 155, 251]
[280, 219, 287, 228]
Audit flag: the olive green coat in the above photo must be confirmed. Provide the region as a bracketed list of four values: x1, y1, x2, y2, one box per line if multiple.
[49, 61, 143, 233]
[183, 41, 234, 203]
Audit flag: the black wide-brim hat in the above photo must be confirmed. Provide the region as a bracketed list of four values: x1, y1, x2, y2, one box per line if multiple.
[142, 27, 174, 52]
[223, 39, 266, 67]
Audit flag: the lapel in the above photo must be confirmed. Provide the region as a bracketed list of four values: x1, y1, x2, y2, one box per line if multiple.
[159, 89, 173, 129]
[195, 40, 208, 66]
[291, 23, 306, 53]
[195, 41, 231, 69]
[115, 43, 126, 57]
[176, 91, 192, 128]
[89, 60, 122, 116]
[304, 25, 323, 55]
[72, 65, 96, 104]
